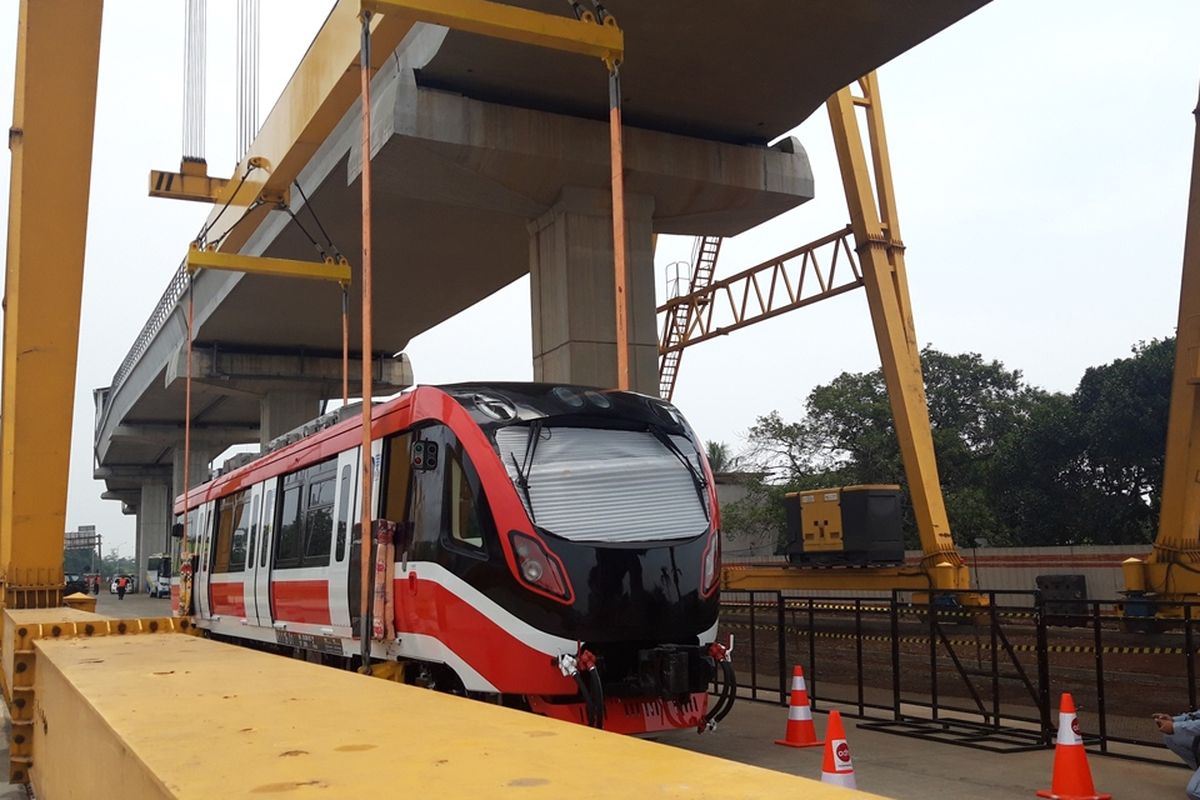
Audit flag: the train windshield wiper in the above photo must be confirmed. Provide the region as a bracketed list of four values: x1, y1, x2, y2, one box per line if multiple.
[648, 424, 710, 520]
[510, 420, 545, 522]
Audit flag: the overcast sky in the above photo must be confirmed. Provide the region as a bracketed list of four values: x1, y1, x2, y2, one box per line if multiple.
[0, 2, 1196, 556]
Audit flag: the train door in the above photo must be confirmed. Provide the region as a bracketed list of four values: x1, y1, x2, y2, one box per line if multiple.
[209, 489, 252, 619]
[270, 459, 337, 627]
[241, 483, 263, 623]
[252, 483, 276, 627]
[327, 447, 359, 636]
[195, 502, 214, 620]
[348, 438, 384, 636]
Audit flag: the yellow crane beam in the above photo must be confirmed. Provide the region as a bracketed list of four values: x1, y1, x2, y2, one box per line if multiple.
[0, 0, 104, 609]
[361, 0, 623, 63]
[1124, 87, 1200, 616]
[185, 246, 351, 284]
[827, 74, 969, 590]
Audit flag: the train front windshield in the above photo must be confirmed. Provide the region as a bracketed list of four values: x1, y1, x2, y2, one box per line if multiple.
[494, 424, 710, 543]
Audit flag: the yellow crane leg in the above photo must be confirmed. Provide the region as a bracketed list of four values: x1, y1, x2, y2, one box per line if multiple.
[1124, 87, 1200, 618]
[0, 0, 104, 610]
[826, 74, 971, 595]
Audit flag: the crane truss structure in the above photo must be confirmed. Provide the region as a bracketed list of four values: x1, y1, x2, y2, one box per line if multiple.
[657, 225, 863, 378]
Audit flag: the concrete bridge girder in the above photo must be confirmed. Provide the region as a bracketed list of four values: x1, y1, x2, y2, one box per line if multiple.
[94, 22, 816, 508]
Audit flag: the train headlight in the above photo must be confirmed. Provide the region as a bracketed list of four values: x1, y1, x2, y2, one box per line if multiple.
[509, 531, 573, 603]
[522, 559, 544, 583]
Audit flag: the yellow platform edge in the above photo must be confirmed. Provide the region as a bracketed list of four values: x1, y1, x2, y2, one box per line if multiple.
[30, 634, 888, 799]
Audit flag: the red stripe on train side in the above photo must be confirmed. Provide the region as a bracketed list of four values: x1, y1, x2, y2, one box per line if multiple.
[272, 579, 332, 625]
[209, 578, 246, 617]
[393, 576, 574, 696]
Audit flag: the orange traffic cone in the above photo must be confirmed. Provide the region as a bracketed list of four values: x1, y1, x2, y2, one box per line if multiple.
[1036, 693, 1111, 800]
[820, 710, 856, 789]
[775, 664, 822, 748]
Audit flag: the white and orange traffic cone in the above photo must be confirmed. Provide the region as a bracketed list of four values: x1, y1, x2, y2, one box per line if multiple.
[1036, 693, 1111, 800]
[775, 664, 822, 748]
[820, 710, 856, 789]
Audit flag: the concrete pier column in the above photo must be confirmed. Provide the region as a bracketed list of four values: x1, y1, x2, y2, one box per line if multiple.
[172, 445, 215, 501]
[528, 187, 659, 395]
[135, 483, 171, 588]
[260, 390, 323, 449]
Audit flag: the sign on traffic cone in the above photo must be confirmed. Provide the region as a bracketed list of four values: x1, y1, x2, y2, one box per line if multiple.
[820, 710, 856, 789]
[1036, 693, 1111, 800]
[775, 664, 823, 747]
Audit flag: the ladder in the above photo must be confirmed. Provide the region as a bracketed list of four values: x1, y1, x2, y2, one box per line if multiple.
[659, 235, 722, 400]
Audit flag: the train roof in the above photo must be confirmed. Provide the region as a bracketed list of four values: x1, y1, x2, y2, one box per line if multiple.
[177, 382, 694, 512]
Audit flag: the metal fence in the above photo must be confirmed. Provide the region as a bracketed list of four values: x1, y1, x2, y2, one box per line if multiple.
[718, 589, 1200, 764]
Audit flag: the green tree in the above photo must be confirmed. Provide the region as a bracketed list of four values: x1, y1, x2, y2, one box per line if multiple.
[731, 348, 1045, 548]
[705, 440, 736, 473]
[725, 339, 1175, 550]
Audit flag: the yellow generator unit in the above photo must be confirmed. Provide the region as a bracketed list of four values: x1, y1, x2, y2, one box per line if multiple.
[782, 485, 905, 566]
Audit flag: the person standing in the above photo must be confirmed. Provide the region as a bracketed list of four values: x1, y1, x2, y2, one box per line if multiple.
[1155, 711, 1200, 799]
[116, 575, 128, 600]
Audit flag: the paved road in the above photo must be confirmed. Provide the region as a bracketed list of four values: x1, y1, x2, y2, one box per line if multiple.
[664, 697, 1185, 799]
[94, 588, 173, 619]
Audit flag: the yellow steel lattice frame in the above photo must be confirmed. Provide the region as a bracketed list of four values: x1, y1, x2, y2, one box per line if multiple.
[656, 226, 862, 354]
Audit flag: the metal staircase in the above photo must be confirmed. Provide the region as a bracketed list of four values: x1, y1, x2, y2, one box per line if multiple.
[658, 235, 722, 400]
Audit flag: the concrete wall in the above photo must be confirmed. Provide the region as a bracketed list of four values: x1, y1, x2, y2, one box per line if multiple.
[721, 544, 1148, 602]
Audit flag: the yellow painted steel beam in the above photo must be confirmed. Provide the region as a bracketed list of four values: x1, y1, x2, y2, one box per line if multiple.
[362, 0, 623, 64]
[186, 247, 351, 284]
[30, 633, 887, 799]
[148, 162, 231, 203]
[193, 0, 621, 257]
[1, 608, 192, 784]
[827, 74, 967, 588]
[722, 564, 970, 594]
[0, 0, 103, 609]
[1139, 87, 1200, 604]
[194, 1, 418, 256]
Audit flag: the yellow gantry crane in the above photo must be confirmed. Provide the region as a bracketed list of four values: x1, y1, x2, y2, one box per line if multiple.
[669, 74, 974, 599]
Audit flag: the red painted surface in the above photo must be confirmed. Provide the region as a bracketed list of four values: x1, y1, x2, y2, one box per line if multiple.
[393, 576, 574, 696]
[528, 692, 708, 734]
[272, 579, 331, 625]
[209, 578, 246, 617]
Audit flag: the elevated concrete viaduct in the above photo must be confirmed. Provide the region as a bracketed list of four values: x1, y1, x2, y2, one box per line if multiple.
[93, 1, 988, 575]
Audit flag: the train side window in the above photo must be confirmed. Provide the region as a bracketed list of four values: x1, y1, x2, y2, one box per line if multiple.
[212, 497, 235, 573]
[382, 433, 413, 523]
[335, 465, 351, 562]
[247, 494, 260, 567]
[445, 449, 485, 550]
[229, 493, 250, 572]
[303, 475, 335, 566]
[274, 485, 303, 568]
[260, 489, 274, 568]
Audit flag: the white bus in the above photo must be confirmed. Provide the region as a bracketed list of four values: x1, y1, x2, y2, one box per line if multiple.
[145, 553, 171, 597]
